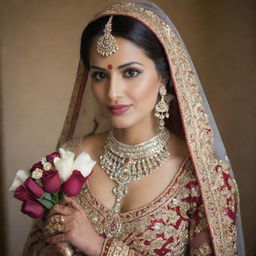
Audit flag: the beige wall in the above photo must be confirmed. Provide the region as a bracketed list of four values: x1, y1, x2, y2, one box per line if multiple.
[1, 0, 255, 255]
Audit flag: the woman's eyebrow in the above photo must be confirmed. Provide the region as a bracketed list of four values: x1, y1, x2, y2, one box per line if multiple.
[90, 66, 106, 71]
[90, 62, 144, 71]
[117, 62, 144, 69]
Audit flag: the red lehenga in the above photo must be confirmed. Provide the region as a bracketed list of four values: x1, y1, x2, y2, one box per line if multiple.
[22, 1, 244, 255]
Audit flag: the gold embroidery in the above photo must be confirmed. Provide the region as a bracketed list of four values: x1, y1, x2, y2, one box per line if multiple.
[92, 3, 238, 255]
[77, 159, 201, 255]
[190, 242, 213, 256]
[108, 239, 130, 256]
[189, 205, 208, 237]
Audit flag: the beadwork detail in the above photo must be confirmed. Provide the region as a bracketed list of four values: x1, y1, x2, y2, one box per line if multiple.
[155, 86, 169, 130]
[96, 16, 119, 57]
[99, 128, 170, 236]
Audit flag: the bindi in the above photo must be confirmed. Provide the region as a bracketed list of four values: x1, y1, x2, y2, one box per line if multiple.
[107, 64, 113, 70]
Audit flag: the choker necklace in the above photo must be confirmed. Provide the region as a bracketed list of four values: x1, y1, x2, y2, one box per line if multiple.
[99, 128, 170, 237]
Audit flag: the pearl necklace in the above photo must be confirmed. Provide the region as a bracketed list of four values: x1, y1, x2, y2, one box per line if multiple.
[99, 128, 170, 237]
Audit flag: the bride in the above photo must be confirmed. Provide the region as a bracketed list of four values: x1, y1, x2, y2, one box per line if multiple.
[22, 1, 244, 255]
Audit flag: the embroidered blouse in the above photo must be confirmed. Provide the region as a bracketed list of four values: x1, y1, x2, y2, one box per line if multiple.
[22, 139, 219, 256]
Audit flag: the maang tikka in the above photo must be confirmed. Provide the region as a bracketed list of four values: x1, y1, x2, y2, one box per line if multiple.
[96, 16, 119, 56]
[155, 85, 169, 130]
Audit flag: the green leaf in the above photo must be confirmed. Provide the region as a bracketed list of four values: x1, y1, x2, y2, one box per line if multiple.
[42, 193, 53, 201]
[37, 198, 54, 209]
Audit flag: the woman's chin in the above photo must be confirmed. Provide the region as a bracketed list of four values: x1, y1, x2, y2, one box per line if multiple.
[110, 117, 136, 130]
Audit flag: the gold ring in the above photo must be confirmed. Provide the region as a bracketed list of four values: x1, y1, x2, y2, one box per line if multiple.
[56, 215, 65, 223]
[56, 223, 63, 232]
[45, 222, 64, 235]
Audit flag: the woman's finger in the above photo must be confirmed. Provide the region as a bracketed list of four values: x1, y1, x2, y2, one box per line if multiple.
[48, 214, 68, 225]
[47, 232, 70, 244]
[62, 195, 82, 211]
[52, 204, 74, 216]
[47, 205, 58, 218]
[44, 219, 70, 238]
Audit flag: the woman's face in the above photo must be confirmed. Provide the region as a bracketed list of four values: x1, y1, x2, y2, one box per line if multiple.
[89, 37, 161, 129]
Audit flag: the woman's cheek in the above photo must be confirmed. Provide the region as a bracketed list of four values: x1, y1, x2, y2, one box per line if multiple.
[91, 84, 105, 104]
[129, 79, 159, 109]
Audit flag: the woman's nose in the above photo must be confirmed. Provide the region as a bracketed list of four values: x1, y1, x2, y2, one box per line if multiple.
[107, 75, 123, 101]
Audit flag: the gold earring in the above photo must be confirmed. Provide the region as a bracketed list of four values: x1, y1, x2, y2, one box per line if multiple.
[154, 85, 169, 130]
[96, 16, 119, 57]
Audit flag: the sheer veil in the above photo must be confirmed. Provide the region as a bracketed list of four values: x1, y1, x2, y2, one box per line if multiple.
[57, 1, 245, 255]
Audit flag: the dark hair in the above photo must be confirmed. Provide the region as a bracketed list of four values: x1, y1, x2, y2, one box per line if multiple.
[80, 15, 174, 94]
[80, 15, 184, 138]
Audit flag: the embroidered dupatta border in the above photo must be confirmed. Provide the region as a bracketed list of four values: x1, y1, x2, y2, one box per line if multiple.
[57, 60, 88, 148]
[57, 2, 239, 255]
[92, 3, 238, 255]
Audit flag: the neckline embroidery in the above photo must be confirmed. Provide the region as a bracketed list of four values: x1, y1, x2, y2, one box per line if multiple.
[81, 154, 191, 219]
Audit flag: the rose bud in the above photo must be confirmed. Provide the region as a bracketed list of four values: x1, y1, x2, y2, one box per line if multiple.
[46, 152, 60, 164]
[21, 199, 45, 219]
[14, 185, 33, 201]
[62, 170, 88, 197]
[24, 177, 44, 199]
[42, 169, 61, 193]
[30, 162, 43, 172]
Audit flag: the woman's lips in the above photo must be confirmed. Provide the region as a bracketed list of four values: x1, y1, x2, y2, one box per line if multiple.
[108, 104, 133, 115]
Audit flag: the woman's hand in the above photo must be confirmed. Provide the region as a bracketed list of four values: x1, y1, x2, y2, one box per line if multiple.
[45, 195, 104, 256]
[44, 243, 69, 256]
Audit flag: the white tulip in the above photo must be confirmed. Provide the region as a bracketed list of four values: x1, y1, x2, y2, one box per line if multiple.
[53, 148, 75, 182]
[54, 148, 95, 182]
[9, 169, 30, 191]
[72, 152, 96, 177]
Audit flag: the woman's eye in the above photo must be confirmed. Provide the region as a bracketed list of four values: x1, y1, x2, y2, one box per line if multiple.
[91, 72, 107, 81]
[123, 68, 142, 78]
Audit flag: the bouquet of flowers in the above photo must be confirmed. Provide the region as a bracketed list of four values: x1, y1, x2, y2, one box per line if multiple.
[9, 148, 96, 219]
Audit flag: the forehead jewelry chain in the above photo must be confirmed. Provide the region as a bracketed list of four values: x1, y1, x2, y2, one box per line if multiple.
[99, 128, 170, 237]
[96, 16, 119, 57]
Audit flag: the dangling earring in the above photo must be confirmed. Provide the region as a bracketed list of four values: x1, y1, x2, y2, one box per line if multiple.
[155, 85, 169, 130]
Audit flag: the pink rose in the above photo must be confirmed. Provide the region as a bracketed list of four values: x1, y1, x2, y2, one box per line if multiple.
[62, 170, 88, 197]
[30, 162, 43, 172]
[46, 152, 60, 164]
[21, 199, 45, 218]
[14, 185, 33, 201]
[24, 177, 44, 199]
[42, 170, 61, 193]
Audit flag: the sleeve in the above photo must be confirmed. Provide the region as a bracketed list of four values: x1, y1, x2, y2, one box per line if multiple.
[188, 189, 214, 256]
[22, 219, 49, 256]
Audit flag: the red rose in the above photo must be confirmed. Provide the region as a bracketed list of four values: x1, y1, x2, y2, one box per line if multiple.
[46, 152, 60, 164]
[14, 185, 33, 201]
[42, 169, 61, 193]
[24, 177, 44, 199]
[30, 162, 43, 172]
[62, 170, 88, 197]
[21, 199, 45, 218]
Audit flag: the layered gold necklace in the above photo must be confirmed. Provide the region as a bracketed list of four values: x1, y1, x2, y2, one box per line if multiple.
[99, 128, 170, 237]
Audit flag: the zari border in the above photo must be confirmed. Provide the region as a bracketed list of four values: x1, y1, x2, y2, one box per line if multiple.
[101, 238, 134, 256]
[57, 60, 88, 149]
[93, 2, 238, 255]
